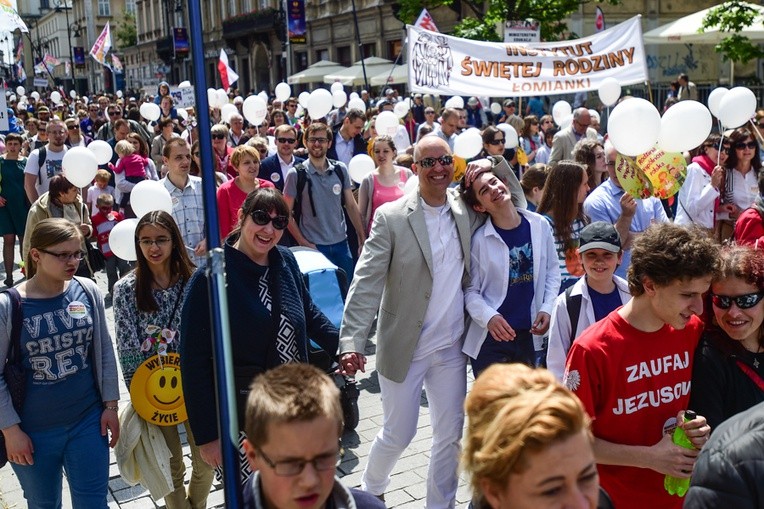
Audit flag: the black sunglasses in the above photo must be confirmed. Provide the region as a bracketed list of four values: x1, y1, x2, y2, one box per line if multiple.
[108, 111, 120, 116]
[711, 291, 764, 310]
[250, 210, 289, 230]
[277, 137, 297, 144]
[488, 139, 505, 146]
[211, 133, 226, 140]
[736, 141, 757, 150]
[416, 155, 454, 168]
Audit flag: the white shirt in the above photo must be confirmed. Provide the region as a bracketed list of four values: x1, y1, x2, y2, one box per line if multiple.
[413, 199, 465, 360]
[24, 145, 67, 197]
[731, 168, 758, 211]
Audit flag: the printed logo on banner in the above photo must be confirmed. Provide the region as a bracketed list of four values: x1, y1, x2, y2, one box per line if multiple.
[411, 32, 453, 89]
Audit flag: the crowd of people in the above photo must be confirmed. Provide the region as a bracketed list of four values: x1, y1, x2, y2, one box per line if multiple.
[0, 78, 762, 509]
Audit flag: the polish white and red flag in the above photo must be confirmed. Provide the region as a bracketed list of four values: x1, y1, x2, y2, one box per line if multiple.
[217, 49, 239, 91]
[414, 8, 439, 32]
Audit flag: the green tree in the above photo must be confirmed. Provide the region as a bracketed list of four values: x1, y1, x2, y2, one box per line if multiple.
[701, 0, 764, 63]
[114, 12, 137, 49]
[394, 0, 621, 41]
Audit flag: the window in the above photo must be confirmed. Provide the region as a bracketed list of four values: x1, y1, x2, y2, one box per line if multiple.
[337, 46, 351, 67]
[387, 39, 402, 60]
[315, 48, 328, 62]
[98, 0, 110, 16]
[362, 43, 375, 59]
[125, 0, 136, 15]
[296, 51, 307, 70]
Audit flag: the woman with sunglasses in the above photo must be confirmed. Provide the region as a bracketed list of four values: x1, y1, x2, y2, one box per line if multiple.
[180, 188, 339, 479]
[718, 128, 763, 242]
[210, 124, 235, 179]
[690, 245, 764, 430]
[216, 145, 275, 240]
[675, 134, 728, 234]
[1, 218, 119, 508]
[113, 211, 214, 508]
[519, 115, 541, 165]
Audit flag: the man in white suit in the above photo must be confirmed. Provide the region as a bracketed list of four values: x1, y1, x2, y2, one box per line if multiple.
[548, 107, 598, 166]
[339, 136, 525, 508]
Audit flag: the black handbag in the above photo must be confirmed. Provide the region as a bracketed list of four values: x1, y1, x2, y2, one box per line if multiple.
[0, 288, 26, 468]
[86, 241, 106, 272]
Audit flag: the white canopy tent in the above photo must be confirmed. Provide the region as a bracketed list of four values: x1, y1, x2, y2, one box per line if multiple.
[287, 60, 349, 85]
[370, 65, 408, 86]
[643, 2, 764, 82]
[323, 57, 396, 87]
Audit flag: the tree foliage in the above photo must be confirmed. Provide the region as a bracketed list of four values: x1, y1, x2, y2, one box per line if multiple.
[114, 12, 137, 49]
[393, 0, 621, 42]
[702, 0, 764, 63]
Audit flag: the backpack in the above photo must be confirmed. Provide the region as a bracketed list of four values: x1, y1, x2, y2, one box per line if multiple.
[36, 146, 47, 185]
[564, 285, 583, 340]
[292, 159, 346, 225]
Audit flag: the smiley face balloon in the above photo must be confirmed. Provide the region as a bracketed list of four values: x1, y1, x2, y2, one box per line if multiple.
[130, 353, 188, 426]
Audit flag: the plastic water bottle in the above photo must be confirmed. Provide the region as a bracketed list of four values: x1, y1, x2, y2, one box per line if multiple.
[664, 410, 697, 497]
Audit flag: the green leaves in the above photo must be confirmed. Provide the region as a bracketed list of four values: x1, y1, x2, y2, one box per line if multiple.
[114, 12, 137, 49]
[701, 0, 764, 63]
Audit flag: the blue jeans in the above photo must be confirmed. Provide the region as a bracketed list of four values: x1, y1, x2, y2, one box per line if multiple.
[470, 330, 535, 379]
[316, 240, 355, 283]
[12, 406, 109, 509]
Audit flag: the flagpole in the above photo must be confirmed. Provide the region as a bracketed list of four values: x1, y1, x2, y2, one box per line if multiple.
[350, 0, 368, 90]
[187, 1, 243, 506]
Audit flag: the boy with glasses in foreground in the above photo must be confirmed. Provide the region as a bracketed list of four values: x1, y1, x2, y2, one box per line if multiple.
[241, 364, 384, 509]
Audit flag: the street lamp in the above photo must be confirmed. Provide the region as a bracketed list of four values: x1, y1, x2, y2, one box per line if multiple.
[54, 0, 75, 91]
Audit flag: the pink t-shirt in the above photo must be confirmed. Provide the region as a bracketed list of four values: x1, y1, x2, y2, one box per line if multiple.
[369, 169, 409, 232]
[115, 154, 148, 179]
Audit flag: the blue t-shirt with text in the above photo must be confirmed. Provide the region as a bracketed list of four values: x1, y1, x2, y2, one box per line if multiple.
[494, 216, 534, 331]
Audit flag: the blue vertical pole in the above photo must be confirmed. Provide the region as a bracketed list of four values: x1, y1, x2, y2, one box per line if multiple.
[185, 1, 243, 506]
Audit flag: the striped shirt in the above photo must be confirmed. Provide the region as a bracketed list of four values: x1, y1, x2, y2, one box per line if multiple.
[161, 174, 206, 266]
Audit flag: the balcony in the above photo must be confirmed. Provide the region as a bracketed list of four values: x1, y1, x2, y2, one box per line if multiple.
[222, 8, 281, 41]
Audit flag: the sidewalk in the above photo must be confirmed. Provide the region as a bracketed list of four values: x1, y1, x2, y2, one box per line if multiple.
[0, 264, 474, 508]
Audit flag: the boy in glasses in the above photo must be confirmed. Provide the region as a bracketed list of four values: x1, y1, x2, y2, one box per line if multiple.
[563, 223, 718, 509]
[241, 363, 384, 509]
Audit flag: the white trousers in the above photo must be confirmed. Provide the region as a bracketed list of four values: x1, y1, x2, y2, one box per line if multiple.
[362, 341, 467, 509]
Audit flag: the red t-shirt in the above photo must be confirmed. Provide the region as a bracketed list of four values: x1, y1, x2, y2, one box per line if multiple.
[215, 178, 276, 240]
[91, 210, 124, 259]
[563, 311, 703, 509]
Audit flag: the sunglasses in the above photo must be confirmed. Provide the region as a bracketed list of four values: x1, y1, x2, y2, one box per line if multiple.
[488, 139, 504, 145]
[758, 123, 764, 128]
[211, 133, 226, 140]
[108, 111, 120, 116]
[277, 137, 297, 144]
[250, 210, 289, 230]
[736, 141, 757, 150]
[711, 291, 764, 310]
[416, 155, 454, 168]
[67, 125, 79, 130]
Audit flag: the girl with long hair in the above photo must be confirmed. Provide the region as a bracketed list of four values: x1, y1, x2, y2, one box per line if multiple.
[717, 127, 763, 241]
[572, 139, 607, 191]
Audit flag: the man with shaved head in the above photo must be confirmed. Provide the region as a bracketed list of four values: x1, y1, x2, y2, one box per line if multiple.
[548, 107, 598, 166]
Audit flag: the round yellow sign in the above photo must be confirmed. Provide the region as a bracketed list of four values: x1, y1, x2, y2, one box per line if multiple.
[129, 353, 187, 427]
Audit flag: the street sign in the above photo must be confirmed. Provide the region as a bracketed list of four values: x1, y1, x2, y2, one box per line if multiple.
[503, 19, 540, 43]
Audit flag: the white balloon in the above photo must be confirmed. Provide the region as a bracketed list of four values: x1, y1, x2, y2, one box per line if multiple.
[497, 124, 519, 149]
[332, 90, 347, 108]
[221, 103, 238, 123]
[258, 91, 269, 104]
[15, 86, 24, 96]
[139, 102, 161, 122]
[178, 81, 192, 88]
[8, 95, 15, 103]
[453, 129, 483, 159]
[707, 87, 728, 118]
[109, 218, 139, 261]
[130, 180, 173, 218]
[82, 95, 88, 104]
[348, 98, 366, 112]
[116, 90, 123, 98]
[275, 82, 291, 102]
[444, 96, 464, 109]
[30, 91, 40, 101]
[598, 77, 621, 107]
[658, 100, 712, 153]
[50, 91, 62, 104]
[607, 98, 661, 157]
[298, 91, 310, 107]
[490, 102, 502, 115]
[403, 175, 418, 194]
[718, 87, 757, 128]
[375, 111, 399, 137]
[349, 92, 359, 100]
[242, 95, 268, 125]
[588, 109, 600, 124]
[177, 108, 188, 121]
[552, 101, 571, 125]
[62, 147, 98, 187]
[295, 104, 304, 118]
[216, 89, 229, 108]
[330, 82, 344, 94]
[87, 140, 114, 165]
[348, 154, 376, 184]
[560, 114, 574, 130]
[307, 89, 333, 119]
[207, 88, 217, 107]
[69, 89, 77, 99]
[393, 101, 410, 119]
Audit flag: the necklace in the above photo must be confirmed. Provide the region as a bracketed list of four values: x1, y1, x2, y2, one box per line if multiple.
[153, 276, 173, 290]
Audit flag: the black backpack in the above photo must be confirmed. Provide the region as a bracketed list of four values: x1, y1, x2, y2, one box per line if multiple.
[564, 285, 583, 340]
[35, 146, 47, 185]
[292, 159, 346, 225]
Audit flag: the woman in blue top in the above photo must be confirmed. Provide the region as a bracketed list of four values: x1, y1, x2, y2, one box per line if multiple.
[0, 218, 119, 508]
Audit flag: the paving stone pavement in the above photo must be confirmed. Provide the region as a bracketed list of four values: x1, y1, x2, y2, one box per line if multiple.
[0, 263, 475, 508]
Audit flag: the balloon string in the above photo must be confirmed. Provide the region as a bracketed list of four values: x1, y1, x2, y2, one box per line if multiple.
[749, 119, 764, 145]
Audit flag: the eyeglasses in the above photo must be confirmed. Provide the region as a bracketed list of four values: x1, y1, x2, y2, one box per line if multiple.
[711, 291, 764, 310]
[287, 104, 297, 109]
[416, 155, 454, 168]
[425, 111, 435, 115]
[67, 125, 79, 130]
[488, 139, 504, 146]
[108, 111, 120, 117]
[736, 141, 757, 150]
[38, 249, 85, 262]
[758, 123, 764, 128]
[250, 210, 289, 230]
[138, 238, 171, 248]
[256, 446, 339, 477]
[277, 137, 297, 144]
[307, 137, 328, 144]
[211, 133, 226, 140]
